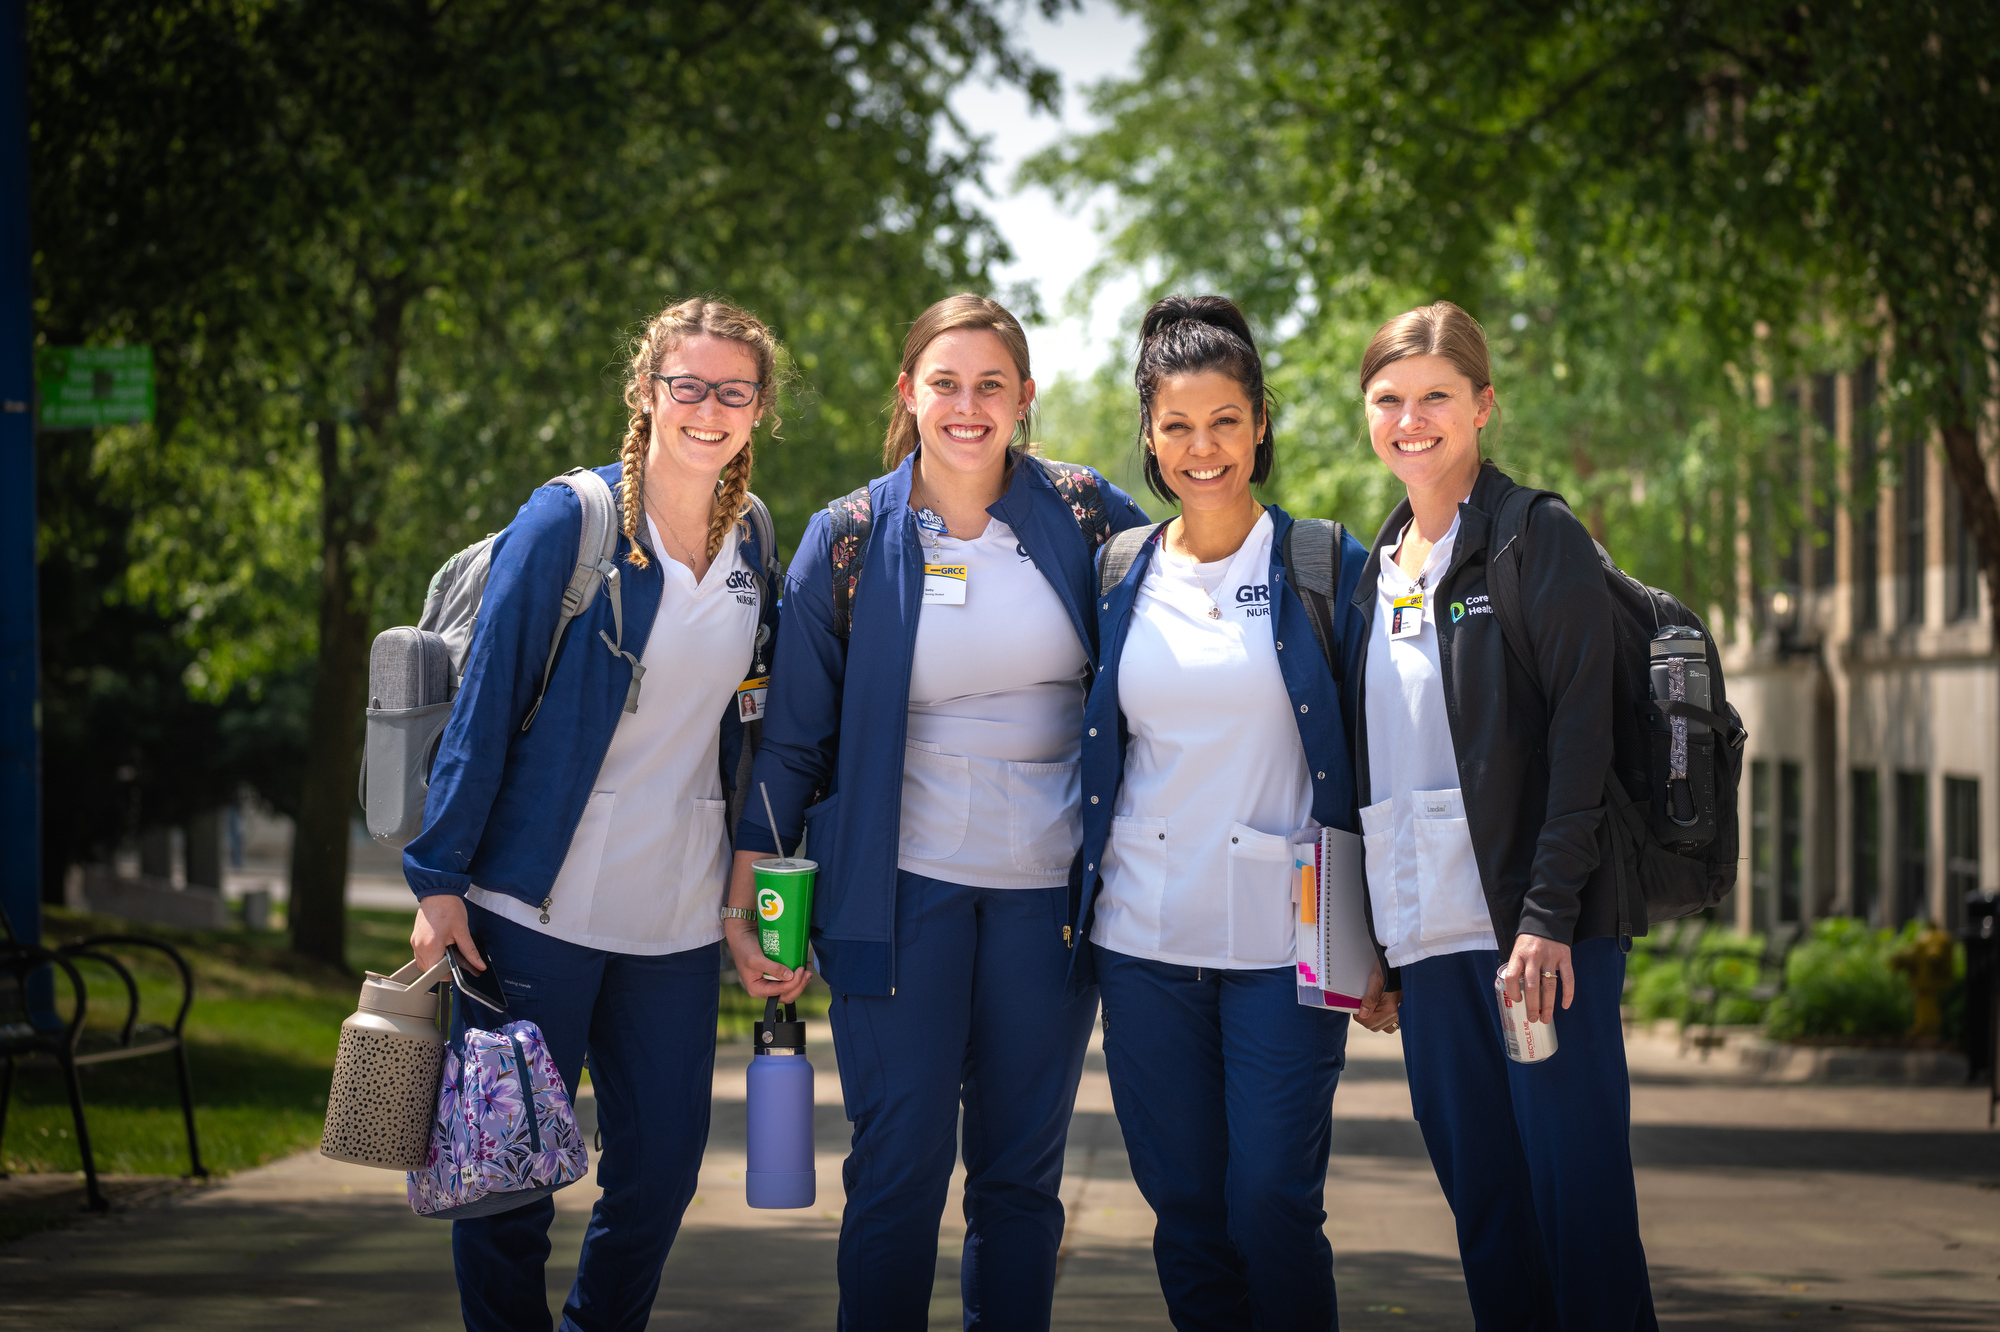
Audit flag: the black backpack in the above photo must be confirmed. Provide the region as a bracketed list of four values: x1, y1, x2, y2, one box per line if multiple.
[826, 456, 1118, 638]
[1487, 487, 1747, 943]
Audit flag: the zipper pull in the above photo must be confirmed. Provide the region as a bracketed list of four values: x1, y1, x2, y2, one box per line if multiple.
[1063, 925, 1073, 948]
[540, 897, 552, 925]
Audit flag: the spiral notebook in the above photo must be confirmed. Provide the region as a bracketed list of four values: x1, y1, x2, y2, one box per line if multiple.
[1292, 827, 1376, 1011]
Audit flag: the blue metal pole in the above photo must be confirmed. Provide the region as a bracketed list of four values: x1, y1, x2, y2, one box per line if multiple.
[0, 0, 45, 984]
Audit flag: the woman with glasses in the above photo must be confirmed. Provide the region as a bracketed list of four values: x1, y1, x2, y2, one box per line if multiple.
[729, 293, 1150, 1329]
[405, 297, 785, 1332]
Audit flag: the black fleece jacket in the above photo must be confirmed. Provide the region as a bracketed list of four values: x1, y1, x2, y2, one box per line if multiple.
[1353, 462, 1616, 983]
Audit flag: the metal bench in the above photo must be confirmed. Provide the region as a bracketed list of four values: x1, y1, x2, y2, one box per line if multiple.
[1, 907, 207, 1211]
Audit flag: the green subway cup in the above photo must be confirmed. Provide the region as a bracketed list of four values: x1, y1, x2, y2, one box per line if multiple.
[752, 857, 817, 972]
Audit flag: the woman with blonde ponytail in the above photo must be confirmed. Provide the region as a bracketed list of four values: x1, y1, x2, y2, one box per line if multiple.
[404, 297, 786, 1332]
[728, 293, 1151, 1329]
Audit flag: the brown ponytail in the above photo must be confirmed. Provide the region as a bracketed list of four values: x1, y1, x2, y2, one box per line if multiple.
[618, 296, 785, 567]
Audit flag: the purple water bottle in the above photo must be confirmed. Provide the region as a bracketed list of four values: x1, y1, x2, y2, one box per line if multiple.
[745, 998, 815, 1209]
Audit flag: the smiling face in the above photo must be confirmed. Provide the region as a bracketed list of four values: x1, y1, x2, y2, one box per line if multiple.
[1148, 371, 1264, 514]
[897, 327, 1035, 480]
[646, 333, 762, 482]
[1363, 353, 1492, 501]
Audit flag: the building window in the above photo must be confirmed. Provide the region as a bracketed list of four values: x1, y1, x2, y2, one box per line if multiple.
[1900, 441, 1927, 627]
[1811, 372, 1838, 592]
[1852, 363, 1879, 633]
[1780, 761, 1803, 923]
[1751, 760, 1772, 932]
[1947, 469, 1980, 622]
[1895, 770, 1929, 926]
[1851, 768, 1881, 924]
[1945, 776, 1980, 934]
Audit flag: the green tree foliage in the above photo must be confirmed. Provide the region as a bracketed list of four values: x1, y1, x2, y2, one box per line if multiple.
[31, 0, 1066, 964]
[1028, 1, 1998, 618]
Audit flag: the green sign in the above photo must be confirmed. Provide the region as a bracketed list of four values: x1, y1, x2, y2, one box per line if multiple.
[37, 346, 155, 429]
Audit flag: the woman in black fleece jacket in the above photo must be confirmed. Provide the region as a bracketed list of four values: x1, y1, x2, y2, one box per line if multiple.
[1352, 302, 1655, 1331]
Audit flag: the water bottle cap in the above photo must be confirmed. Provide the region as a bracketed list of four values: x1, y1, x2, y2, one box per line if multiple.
[753, 999, 806, 1054]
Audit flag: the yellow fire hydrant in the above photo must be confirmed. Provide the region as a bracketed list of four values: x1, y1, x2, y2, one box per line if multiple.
[1888, 927, 1956, 1042]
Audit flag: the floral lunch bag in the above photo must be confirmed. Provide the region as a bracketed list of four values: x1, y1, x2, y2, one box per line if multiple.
[407, 1019, 589, 1219]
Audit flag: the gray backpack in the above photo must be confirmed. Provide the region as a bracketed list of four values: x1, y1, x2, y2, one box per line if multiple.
[360, 467, 782, 849]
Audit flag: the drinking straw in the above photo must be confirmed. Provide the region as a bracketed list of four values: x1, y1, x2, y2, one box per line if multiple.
[761, 781, 785, 862]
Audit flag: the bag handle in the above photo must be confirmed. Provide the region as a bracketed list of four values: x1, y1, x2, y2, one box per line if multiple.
[385, 955, 454, 994]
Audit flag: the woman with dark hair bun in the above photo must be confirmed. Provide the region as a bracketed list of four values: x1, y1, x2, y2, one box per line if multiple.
[1070, 295, 1393, 1330]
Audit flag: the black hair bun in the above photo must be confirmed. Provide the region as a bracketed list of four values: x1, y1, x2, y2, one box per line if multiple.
[1139, 294, 1257, 352]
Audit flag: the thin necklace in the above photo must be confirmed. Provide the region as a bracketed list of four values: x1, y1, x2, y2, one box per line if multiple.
[1169, 519, 1228, 619]
[654, 503, 710, 570]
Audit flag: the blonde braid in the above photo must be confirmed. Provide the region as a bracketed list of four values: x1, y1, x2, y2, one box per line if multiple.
[618, 409, 651, 569]
[707, 440, 754, 560]
[620, 294, 789, 566]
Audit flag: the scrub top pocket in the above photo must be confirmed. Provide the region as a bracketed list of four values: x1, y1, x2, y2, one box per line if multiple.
[1411, 787, 1488, 941]
[1224, 822, 1297, 965]
[1007, 757, 1082, 874]
[1359, 797, 1401, 950]
[899, 740, 970, 861]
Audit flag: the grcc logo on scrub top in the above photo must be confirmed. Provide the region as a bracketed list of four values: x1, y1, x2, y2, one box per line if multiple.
[1235, 584, 1272, 617]
[725, 569, 759, 606]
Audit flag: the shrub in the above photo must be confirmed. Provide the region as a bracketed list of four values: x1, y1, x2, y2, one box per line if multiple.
[1762, 918, 1914, 1041]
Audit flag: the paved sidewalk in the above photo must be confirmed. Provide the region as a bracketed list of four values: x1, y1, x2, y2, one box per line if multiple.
[1, 1024, 1996, 1329]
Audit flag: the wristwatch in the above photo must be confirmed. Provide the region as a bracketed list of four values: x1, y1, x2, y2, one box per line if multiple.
[719, 907, 754, 921]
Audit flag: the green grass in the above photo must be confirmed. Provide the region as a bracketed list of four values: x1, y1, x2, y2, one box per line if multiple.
[3, 907, 388, 1179]
[5, 905, 831, 1185]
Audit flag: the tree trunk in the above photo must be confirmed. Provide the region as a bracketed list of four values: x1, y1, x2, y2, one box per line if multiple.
[289, 417, 371, 967]
[1936, 416, 2000, 651]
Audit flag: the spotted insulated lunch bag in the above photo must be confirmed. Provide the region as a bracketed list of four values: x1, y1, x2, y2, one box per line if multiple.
[407, 1019, 589, 1219]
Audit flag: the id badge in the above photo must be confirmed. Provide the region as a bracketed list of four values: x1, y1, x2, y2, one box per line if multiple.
[1389, 592, 1425, 639]
[735, 674, 769, 722]
[923, 563, 968, 605]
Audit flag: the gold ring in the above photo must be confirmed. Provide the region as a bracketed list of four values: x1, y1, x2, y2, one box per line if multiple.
[1539, 971, 1559, 978]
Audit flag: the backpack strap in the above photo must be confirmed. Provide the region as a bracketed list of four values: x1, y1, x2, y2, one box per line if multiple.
[523, 468, 634, 732]
[1033, 456, 1115, 552]
[1484, 484, 1564, 701]
[1097, 526, 1154, 597]
[826, 484, 874, 639]
[1486, 485, 1646, 946]
[742, 491, 784, 593]
[1279, 517, 1347, 687]
[828, 458, 1110, 636]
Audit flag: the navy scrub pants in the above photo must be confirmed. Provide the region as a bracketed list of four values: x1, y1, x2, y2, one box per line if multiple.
[827, 871, 1098, 1331]
[1397, 936, 1657, 1331]
[1094, 946, 1351, 1332]
[452, 902, 720, 1332]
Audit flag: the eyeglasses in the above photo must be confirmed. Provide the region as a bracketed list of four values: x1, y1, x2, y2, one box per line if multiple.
[651, 372, 761, 409]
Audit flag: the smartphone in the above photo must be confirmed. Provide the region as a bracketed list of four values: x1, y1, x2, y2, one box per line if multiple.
[446, 943, 509, 1015]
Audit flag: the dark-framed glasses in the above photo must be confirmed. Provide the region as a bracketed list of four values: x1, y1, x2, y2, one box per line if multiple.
[651, 372, 761, 409]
